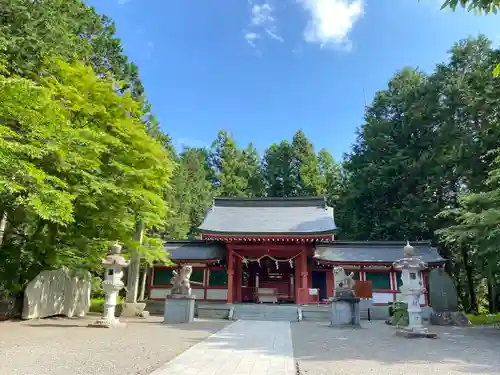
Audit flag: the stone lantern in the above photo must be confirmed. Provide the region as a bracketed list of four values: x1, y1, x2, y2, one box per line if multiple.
[88, 242, 129, 328]
[393, 241, 437, 338]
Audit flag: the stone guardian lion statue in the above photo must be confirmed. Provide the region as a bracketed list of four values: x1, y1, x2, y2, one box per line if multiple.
[333, 266, 356, 293]
[170, 265, 192, 296]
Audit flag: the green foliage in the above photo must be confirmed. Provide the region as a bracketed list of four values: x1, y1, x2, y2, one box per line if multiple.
[387, 302, 409, 326]
[494, 64, 500, 77]
[0, 60, 173, 292]
[91, 276, 104, 298]
[0, 0, 144, 97]
[208, 130, 264, 198]
[439, 0, 500, 14]
[467, 313, 500, 325]
[90, 296, 123, 313]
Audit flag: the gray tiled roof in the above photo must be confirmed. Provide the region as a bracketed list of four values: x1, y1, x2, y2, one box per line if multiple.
[314, 242, 445, 265]
[164, 241, 225, 261]
[199, 197, 337, 235]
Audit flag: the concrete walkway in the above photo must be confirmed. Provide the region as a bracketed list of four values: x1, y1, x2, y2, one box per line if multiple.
[150, 320, 296, 375]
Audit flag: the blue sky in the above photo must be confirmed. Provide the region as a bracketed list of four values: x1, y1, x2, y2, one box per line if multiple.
[86, 0, 499, 161]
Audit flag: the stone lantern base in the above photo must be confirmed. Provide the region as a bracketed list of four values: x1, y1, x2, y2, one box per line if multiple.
[88, 318, 127, 328]
[395, 327, 437, 339]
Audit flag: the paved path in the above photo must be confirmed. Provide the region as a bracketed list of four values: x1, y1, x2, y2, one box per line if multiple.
[292, 321, 500, 375]
[0, 316, 230, 375]
[150, 320, 296, 375]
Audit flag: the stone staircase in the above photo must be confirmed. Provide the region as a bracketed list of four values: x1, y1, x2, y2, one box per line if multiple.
[231, 304, 301, 322]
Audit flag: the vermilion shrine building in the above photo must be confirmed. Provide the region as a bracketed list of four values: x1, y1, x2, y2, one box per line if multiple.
[149, 197, 444, 313]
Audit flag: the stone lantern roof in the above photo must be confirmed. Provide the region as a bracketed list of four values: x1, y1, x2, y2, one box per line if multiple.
[393, 241, 428, 270]
[102, 242, 129, 267]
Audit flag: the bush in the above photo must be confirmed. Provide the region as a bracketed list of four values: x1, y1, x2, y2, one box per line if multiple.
[89, 296, 123, 313]
[467, 313, 500, 326]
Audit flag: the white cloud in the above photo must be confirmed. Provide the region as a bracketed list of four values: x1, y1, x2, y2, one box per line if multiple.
[299, 0, 363, 49]
[244, 32, 259, 48]
[244, 1, 283, 48]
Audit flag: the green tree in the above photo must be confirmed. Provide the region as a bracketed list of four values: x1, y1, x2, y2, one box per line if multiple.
[262, 141, 295, 197]
[209, 130, 254, 197]
[0, 0, 144, 96]
[0, 60, 174, 291]
[290, 130, 323, 197]
[318, 149, 343, 208]
[165, 148, 213, 239]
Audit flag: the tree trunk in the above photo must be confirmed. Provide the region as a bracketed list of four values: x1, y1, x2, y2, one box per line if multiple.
[461, 246, 477, 313]
[0, 212, 7, 248]
[138, 265, 148, 301]
[487, 262, 497, 314]
[125, 220, 144, 303]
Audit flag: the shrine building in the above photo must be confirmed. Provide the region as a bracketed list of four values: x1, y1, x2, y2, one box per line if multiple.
[148, 197, 445, 313]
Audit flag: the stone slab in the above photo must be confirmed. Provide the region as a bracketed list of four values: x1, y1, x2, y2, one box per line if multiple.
[120, 302, 148, 318]
[163, 296, 195, 324]
[150, 320, 295, 375]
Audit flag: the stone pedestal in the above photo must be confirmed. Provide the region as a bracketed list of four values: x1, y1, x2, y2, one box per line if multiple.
[163, 294, 195, 324]
[330, 297, 361, 327]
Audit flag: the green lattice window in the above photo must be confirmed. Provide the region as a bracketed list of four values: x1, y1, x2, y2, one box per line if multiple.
[153, 268, 174, 286]
[209, 270, 228, 286]
[365, 272, 391, 290]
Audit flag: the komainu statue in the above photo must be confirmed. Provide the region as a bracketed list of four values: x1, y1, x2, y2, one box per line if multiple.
[170, 265, 193, 296]
[333, 266, 356, 297]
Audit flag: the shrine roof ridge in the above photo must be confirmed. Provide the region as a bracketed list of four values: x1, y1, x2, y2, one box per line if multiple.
[315, 241, 445, 265]
[212, 196, 328, 208]
[318, 240, 433, 247]
[199, 196, 335, 235]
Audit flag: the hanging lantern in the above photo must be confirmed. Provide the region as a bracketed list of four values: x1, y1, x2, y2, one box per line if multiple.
[275, 260, 279, 270]
[289, 258, 293, 268]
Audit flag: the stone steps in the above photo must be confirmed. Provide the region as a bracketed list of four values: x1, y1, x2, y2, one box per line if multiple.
[232, 304, 300, 322]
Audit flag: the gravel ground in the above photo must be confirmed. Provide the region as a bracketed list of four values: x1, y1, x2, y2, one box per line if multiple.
[0, 315, 230, 375]
[292, 320, 500, 375]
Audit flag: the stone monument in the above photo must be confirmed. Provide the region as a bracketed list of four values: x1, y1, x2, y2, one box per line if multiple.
[163, 265, 195, 324]
[393, 241, 437, 338]
[330, 267, 361, 327]
[429, 268, 469, 326]
[88, 242, 129, 328]
[22, 268, 91, 320]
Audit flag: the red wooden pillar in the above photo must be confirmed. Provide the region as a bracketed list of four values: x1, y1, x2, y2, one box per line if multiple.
[300, 248, 308, 304]
[227, 246, 234, 304]
[235, 256, 242, 303]
[294, 252, 301, 304]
